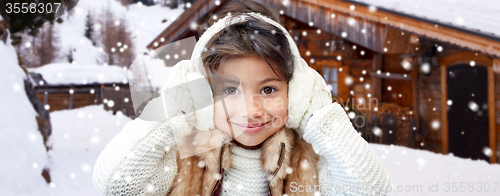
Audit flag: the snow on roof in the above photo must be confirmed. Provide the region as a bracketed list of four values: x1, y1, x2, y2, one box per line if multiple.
[28, 63, 129, 86]
[351, 0, 500, 38]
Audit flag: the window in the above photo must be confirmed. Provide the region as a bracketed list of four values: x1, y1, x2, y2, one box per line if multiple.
[322, 67, 338, 96]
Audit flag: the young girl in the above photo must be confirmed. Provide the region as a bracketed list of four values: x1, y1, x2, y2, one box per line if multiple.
[93, 1, 392, 195]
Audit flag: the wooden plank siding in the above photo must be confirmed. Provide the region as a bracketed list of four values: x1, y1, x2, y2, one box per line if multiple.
[259, 0, 385, 53]
[301, 0, 500, 57]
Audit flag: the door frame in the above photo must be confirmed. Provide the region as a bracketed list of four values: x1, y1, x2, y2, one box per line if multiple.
[438, 52, 496, 163]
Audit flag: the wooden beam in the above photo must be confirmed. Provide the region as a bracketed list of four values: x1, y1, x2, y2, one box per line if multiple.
[440, 65, 449, 155]
[488, 66, 497, 163]
[438, 52, 493, 67]
[370, 71, 412, 80]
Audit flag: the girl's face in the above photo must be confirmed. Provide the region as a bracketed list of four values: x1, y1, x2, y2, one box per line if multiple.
[213, 55, 288, 147]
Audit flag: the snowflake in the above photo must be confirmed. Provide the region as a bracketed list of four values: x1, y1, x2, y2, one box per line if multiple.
[107, 100, 115, 107]
[81, 163, 91, 173]
[468, 101, 478, 112]
[483, 147, 492, 157]
[372, 126, 382, 136]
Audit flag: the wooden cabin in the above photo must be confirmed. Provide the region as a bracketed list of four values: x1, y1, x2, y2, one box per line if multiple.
[28, 66, 135, 118]
[146, 0, 500, 163]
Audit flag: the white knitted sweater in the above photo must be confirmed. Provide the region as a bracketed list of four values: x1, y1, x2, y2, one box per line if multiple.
[92, 103, 392, 195]
[220, 145, 268, 196]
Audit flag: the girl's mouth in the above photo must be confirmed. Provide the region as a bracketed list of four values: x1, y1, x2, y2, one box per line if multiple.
[233, 121, 270, 134]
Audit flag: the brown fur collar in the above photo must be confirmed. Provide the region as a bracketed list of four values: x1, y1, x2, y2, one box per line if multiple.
[167, 127, 319, 196]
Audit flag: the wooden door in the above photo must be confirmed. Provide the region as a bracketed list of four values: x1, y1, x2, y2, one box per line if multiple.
[447, 64, 489, 161]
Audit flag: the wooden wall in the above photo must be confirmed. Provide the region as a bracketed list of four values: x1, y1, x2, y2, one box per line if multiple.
[102, 85, 136, 118]
[417, 64, 443, 153]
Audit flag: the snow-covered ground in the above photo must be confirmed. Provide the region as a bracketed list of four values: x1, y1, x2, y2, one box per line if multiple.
[7, 104, 499, 195]
[372, 144, 500, 195]
[45, 105, 131, 195]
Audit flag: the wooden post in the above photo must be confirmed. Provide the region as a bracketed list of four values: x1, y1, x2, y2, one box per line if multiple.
[487, 66, 497, 163]
[69, 93, 73, 110]
[43, 92, 48, 106]
[441, 65, 448, 155]
[94, 87, 99, 105]
[372, 54, 383, 104]
[412, 72, 420, 148]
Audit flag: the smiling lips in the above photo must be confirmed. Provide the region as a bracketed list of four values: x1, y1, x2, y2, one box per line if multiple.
[233, 121, 270, 133]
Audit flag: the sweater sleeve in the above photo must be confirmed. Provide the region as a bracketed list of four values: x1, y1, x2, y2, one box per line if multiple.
[92, 117, 182, 196]
[302, 103, 392, 196]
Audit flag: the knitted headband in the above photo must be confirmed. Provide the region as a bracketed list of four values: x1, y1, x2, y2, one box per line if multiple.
[161, 13, 332, 135]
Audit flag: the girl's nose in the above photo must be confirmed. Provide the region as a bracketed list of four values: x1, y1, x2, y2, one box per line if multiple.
[241, 94, 264, 119]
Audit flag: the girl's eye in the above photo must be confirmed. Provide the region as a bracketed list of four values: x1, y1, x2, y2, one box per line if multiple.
[225, 87, 239, 95]
[261, 87, 276, 95]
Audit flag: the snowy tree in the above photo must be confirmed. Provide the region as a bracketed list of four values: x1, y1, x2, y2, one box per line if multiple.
[121, 0, 134, 10]
[98, 6, 135, 67]
[84, 11, 94, 41]
[19, 22, 61, 68]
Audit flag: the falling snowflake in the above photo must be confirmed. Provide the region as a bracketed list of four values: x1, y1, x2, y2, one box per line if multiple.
[483, 147, 492, 157]
[286, 167, 293, 174]
[470, 61, 476, 67]
[28, 132, 37, 141]
[431, 120, 440, 130]
[32, 163, 39, 169]
[420, 62, 431, 74]
[369, 5, 377, 12]
[401, 59, 412, 70]
[468, 101, 478, 112]
[81, 163, 91, 173]
[344, 76, 353, 86]
[78, 111, 85, 118]
[70, 173, 76, 179]
[348, 111, 356, 119]
[107, 100, 115, 108]
[112, 171, 121, 180]
[146, 184, 155, 192]
[347, 18, 356, 26]
[90, 135, 100, 144]
[125, 176, 132, 183]
[282, 0, 290, 7]
[372, 126, 382, 136]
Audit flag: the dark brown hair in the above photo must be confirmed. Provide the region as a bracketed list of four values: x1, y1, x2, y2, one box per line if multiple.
[201, 1, 294, 83]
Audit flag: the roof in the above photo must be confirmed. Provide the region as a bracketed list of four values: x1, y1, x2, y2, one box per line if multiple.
[28, 63, 129, 86]
[349, 0, 500, 40]
[149, 0, 500, 57]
